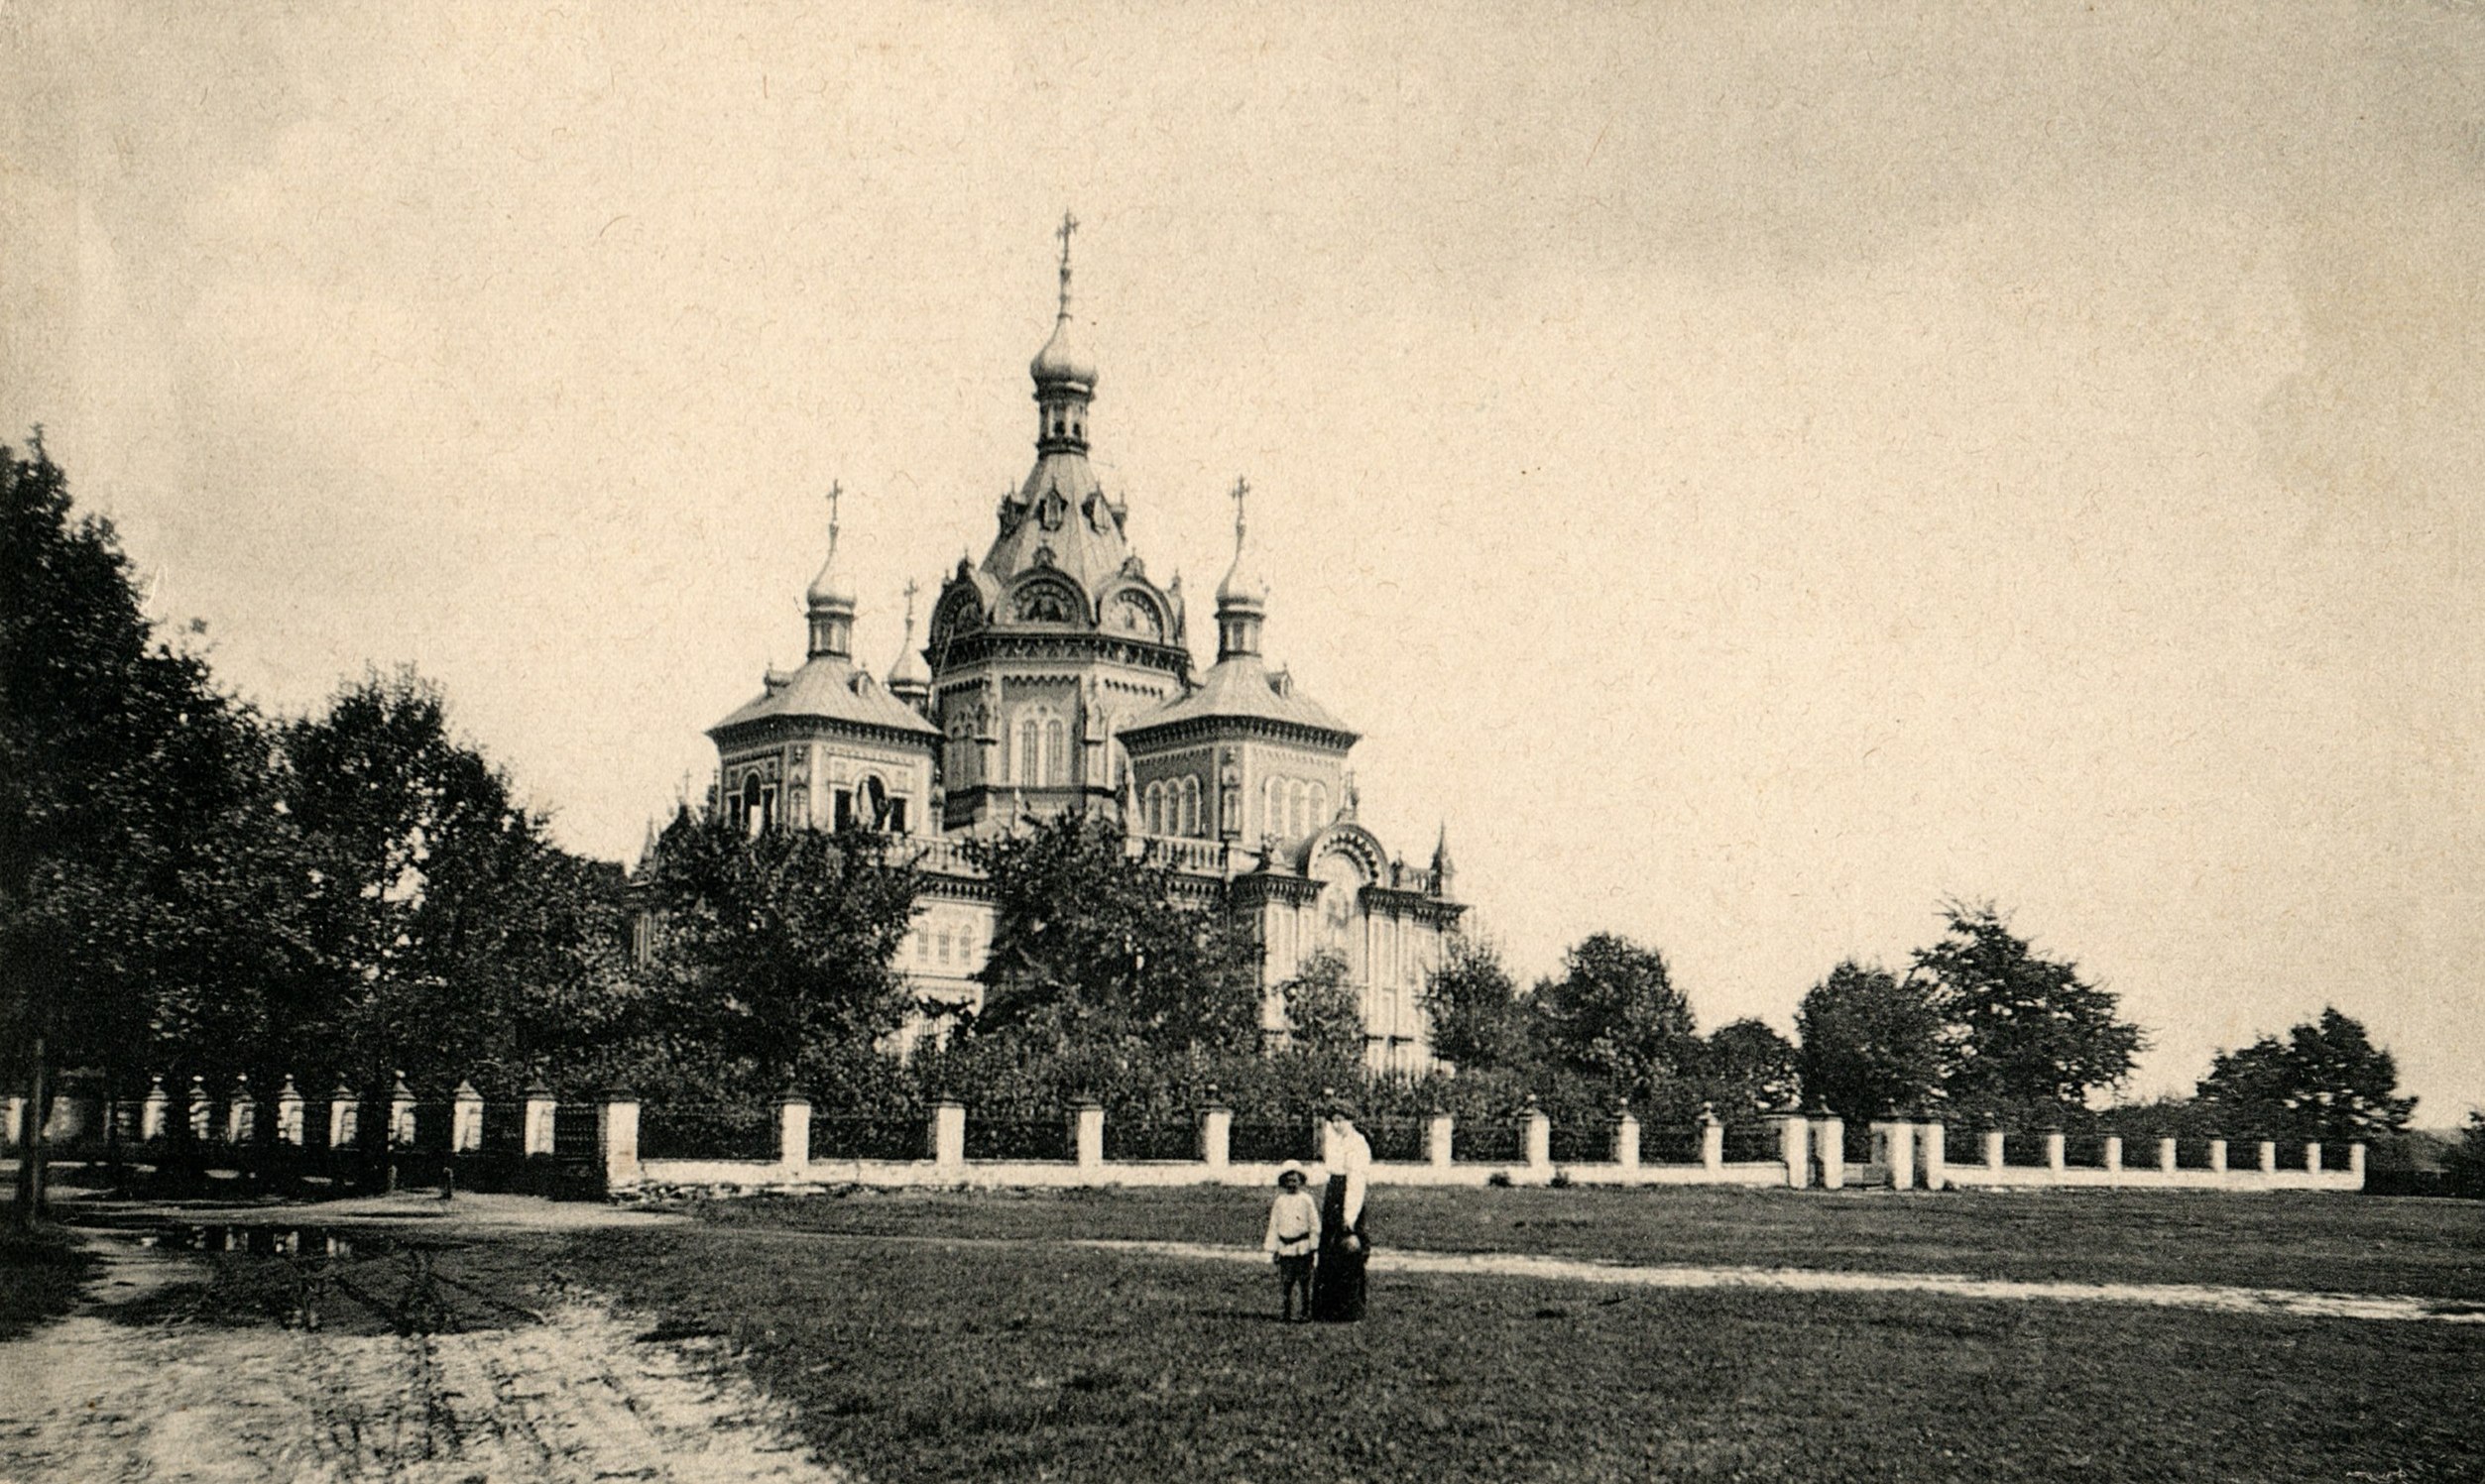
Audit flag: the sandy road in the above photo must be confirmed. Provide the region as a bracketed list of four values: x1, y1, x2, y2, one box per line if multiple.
[0, 1237, 853, 1484]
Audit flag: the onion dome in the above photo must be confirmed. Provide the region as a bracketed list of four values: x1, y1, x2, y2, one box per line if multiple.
[1029, 210, 1099, 391]
[1215, 476, 1267, 660]
[806, 483, 857, 660]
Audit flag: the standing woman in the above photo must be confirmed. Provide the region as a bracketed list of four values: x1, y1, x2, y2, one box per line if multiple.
[1310, 1104, 1371, 1321]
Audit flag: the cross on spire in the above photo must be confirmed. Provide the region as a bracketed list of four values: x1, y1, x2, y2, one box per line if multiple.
[1230, 475, 1249, 550]
[901, 578, 920, 631]
[825, 479, 843, 544]
[1055, 209, 1080, 315]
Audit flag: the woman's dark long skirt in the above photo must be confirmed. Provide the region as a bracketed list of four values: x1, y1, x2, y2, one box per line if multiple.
[1310, 1172, 1367, 1322]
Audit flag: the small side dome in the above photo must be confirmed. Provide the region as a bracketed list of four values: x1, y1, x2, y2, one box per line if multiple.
[805, 543, 856, 611]
[1216, 542, 1267, 610]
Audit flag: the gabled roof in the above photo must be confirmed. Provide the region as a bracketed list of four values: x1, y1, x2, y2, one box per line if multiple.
[709, 655, 940, 741]
[1120, 653, 1358, 745]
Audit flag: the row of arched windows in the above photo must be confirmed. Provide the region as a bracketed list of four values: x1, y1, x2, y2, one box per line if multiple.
[1263, 776, 1329, 841]
[1141, 775, 1205, 838]
[1015, 708, 1070, 787]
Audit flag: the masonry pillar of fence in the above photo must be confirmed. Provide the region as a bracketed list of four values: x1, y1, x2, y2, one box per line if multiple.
[2157, 1136, 2178, 1175]
[1874, 1121, 1916, 1191]
[932, 1099, 967, 1169]
[389, 1073, 418, 1148]
[2348, 1142, 2366, 1186]
[2101, 1134, 2122, 1177]
[1815, 1112, 1845, 1190]
[1701, 1109, 1726, 1173]
[2207, 1137, 2227, 1174]
[2043, 1128, 2067, 1176]
[1426, 1110, 1455, 1169]
[2304, 1141, 2322, 1174]
[1, 1095, 19, 1148]
[1776, 1111, 1811, 1189]
[2257, 1139, 2278, 1175]
[451, 1081, 486, 1154]
[276, 1077, 305, 1145]
[1070, 1100, 1106, 1171]
[522, 1084, 557, 1157]
[329, 1081, 359, 1149]
[1613, 1110, 1640, 1173]
[187, 1076, 212, 1141]
[775, 1092, 810, 1171]
[1918, 1119, 1947, 1191]
[1199, 1104, 1232, 1169]
[1522, 1104, 1552, 1175]
[1982, 1127, 2005, 1171]
[225, 1077, 256, 1144]
[598, 1089, 642, 1192]
[140, 1077, 169, 1142]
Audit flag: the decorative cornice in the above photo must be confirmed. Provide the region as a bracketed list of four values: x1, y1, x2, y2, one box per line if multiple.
[1118, 712, 1358, 754]
[708, 714, 937, 754]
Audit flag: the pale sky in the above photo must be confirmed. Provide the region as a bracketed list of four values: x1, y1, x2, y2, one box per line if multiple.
[5, 2, 2480, 1119]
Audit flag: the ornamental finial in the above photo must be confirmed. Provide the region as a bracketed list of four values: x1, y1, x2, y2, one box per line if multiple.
[1055, 209, 1079, 317]
[1230, 475, 1249, 552]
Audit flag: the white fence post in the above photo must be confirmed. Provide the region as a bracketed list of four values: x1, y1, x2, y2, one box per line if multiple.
[1815, 1112, 1845, 1190]
[1522, 1103, 1551, 1175]
[1701, 1109, 1726, 1173]
[598, 1089, 642, 1192]
[1613, 1108, 1640, 1172]
[1777, 1110, 1810, 1189]
[329, 1081, 359, 1149]
[776, 1092, 811, 1171]
[2043, 1127, 2067, 1176]
[2304, 1140, 2322, 1174]
[1071, 1100, 1105, 1171]
[932, 1099, 966, 1169]
[1983, 1126, 2006, 1171]
[225, 1077, 256, 1144]
[2257, 1139, 2278, 1175]
[451, 1081, 486, 1154]
[140, 1077, 170, 1142]
[2207, 1137, 2228, 1174]
[1427, 1110, 1455, 1169]
[276, 1077, 305, 1145]
[1199, 1103, 1232, 1169]
[2157, 1136, 2178, 1174]
[2101, 1134, 2122, 1177]
[1877, 1120, 1916, 1191]
[2348, 1142, 2367, 1184]
[522, 1084, 557, 1158]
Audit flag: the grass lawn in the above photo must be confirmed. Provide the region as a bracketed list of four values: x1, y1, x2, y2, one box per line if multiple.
[30, 1186, 2485, 1482]
[536, 1187, 2483, 1483]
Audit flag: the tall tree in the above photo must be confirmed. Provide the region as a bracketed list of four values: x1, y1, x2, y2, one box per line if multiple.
[1913, 902, 2143, 1119]
[1420, 933, 1531, 1072]
[2, 436, 264, 1218]
[1699, 1017, 1801, 1115]
[636, 810, 922, 1097]
[1794, 961, 1948, 1121]
[2193, 1007, 2417, 1142]
[965, 810, 1259, 1055]
[1534, 932, 1698, 1095]
[1279, 949, 1363, 1064]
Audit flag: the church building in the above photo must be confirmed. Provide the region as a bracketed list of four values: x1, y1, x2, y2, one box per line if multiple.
[697, 220, 1466, 1071]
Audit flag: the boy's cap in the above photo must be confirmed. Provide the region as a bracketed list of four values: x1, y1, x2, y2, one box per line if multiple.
[1276, 1161, 1308, 1185]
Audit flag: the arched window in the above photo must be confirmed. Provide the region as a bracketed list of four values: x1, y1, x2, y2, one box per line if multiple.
[1289, 780, 1308, 840]
[1150, 781, 1169, 835]
[1310, 782, 1328, 828]
[1180, 776, 1201, 837]
[1018, 717, 1041, 784]
[859, 774, 889, 829]
[1044, 718, 1068, 786]
[742, 774, 765, 838]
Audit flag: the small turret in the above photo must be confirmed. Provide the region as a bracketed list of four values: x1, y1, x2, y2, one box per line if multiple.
[888, 578, 931, 709]
[1215, 476, 1267, 660]
[1430, 823, 1456, 899]
[805, 481, 856, 660]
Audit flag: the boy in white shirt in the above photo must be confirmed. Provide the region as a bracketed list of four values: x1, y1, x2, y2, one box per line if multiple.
[1262, 1162, 1322, 1321]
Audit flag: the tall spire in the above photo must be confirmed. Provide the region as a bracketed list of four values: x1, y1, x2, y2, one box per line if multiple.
[805, 480, 857, 660]
[888, 576, 931, 704]
[1029, 209, 1098, 407]
[1215, 475, 1267, 660]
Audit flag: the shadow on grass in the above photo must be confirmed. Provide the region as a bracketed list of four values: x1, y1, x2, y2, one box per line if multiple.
[0, 1212, 98, 1340]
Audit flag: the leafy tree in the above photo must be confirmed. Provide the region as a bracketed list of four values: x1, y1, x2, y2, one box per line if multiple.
[2442, 1111, 2485, 1201]
[1699, 1017, 1800, 1115]
[2, 435, 265, 1218]
[1279, 949, 1363, 1064]
[1419, 933, 1531, 1071]
[1794, 961, 1948, 1121]
[2193, 1007, 2417, 1142]
[1914, 902, 2142, 1120]
[964, 810, 1259, 1055]
[1534, 932, 1698, 1095]
[636, 809, 922, 1099]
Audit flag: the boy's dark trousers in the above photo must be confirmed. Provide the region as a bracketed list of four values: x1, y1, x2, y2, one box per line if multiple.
[1276, 1254, 1314, 1320]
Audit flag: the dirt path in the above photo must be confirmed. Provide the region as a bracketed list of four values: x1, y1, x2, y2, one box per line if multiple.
[1081, 1238, 2485, 1324]
[0, 1236, 852, 1484]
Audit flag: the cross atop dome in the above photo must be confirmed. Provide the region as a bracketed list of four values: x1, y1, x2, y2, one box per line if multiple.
[1055, 210, 1079, 317]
